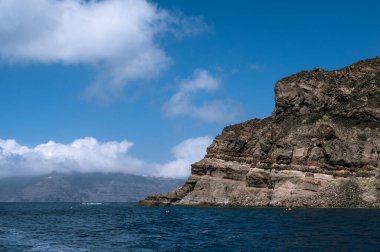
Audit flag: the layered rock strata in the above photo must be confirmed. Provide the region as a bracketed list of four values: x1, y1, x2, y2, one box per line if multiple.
[141, 58, 380, 207]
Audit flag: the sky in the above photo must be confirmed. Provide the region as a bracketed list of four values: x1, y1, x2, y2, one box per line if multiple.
[0, 0, 379, 178]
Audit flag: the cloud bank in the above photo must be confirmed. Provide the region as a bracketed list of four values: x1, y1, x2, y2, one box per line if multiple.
[153, 136, 212, 178]
[163, 69, 240, 123]
[0, 0, 207, 100]
[0, 136, 212, 179]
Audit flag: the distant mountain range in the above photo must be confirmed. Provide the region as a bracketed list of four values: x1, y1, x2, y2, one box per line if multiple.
[0, 172, 184, 202]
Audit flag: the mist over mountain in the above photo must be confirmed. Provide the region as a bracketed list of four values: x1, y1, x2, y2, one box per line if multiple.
[0, 172, 184, 202]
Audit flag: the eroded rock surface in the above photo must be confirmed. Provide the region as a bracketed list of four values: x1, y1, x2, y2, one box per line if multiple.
[141, 58, 380, 207]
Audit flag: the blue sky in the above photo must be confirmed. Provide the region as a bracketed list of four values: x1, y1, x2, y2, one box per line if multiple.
[0, 0, 379, 178]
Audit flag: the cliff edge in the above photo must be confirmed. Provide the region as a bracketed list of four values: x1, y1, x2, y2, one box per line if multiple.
[141, 57, 380, 207]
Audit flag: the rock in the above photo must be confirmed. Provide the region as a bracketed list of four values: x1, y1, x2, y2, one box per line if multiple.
[140, 57, 380, 207]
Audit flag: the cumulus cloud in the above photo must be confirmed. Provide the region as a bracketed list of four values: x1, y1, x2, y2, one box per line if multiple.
[0, 136, 211, 179]
[154, 136, 212, 178]
[163, 69, 240, 123]
[0, 0, 207, 101]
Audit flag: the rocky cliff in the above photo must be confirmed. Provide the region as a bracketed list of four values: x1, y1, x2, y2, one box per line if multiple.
[141, 58, 380, 207]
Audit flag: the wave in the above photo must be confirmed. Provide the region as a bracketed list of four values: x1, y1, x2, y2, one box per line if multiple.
[0, 227, 88, 252]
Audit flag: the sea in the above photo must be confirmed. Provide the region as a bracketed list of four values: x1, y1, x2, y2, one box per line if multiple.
[0, 203, 379, 252]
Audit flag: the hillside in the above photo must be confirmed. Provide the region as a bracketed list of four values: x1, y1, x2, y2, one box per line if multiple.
[0, 172, 184, 202]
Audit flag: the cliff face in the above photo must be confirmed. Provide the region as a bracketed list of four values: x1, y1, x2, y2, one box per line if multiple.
[141, 58, 380, 207]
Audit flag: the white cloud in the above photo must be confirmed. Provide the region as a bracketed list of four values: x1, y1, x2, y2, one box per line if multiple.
[0, 136, 211, 179]
[0, 0, 207, 101]
[163, 69, 240, 123]
[155, 136, 212, 178]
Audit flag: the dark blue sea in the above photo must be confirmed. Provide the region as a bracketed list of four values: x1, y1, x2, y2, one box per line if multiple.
[0, 203, 379, 251]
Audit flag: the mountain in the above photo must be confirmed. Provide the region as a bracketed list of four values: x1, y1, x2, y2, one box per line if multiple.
[0, 172, 185, 202]
[141, 57, 380, 207]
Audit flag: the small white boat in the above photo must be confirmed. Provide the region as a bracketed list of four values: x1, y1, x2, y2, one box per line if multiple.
[83, 202, 103, 205]
[80, 196, 102, 205]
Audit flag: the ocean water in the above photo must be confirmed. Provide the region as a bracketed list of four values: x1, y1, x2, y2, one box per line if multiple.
[0, 203, 379, 251]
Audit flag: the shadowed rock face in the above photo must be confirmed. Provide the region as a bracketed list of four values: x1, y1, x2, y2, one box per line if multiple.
[140, 58, 380, 207]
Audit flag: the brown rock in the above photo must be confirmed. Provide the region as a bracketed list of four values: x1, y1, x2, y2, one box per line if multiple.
[140, 57, 380, 208]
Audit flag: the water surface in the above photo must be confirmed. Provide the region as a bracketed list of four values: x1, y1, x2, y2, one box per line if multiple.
[0, 203, 379, 251]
